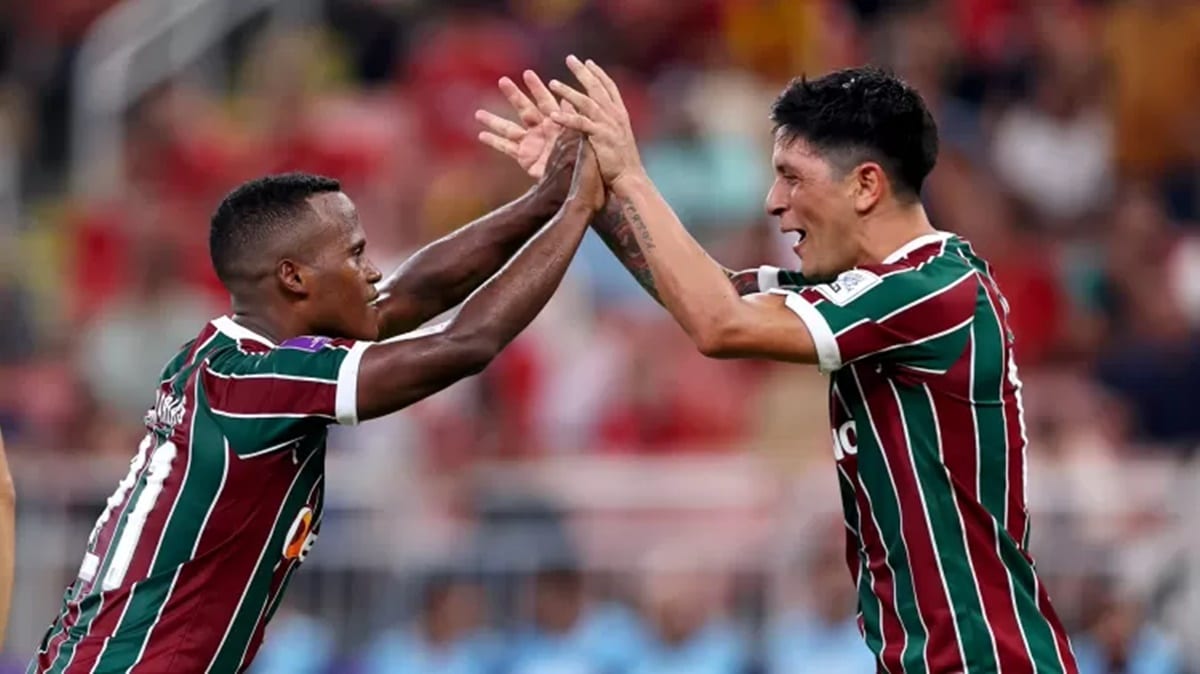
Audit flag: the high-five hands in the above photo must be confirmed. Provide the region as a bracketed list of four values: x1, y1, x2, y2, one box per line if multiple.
[547, 55, 646, 189]
[475, 56, 646, 191]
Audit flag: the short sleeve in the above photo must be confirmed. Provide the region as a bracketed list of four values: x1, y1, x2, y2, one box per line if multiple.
[201, 335, 372, 455]
[769, 263, 977, 374]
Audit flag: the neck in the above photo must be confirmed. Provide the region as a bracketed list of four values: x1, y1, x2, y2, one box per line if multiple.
[856, 200, 937, 266]
[229, 300, 304, 344]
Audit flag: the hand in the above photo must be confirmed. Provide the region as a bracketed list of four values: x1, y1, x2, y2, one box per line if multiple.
[475, 70, 565, 180]
[548, 56, 646, 188]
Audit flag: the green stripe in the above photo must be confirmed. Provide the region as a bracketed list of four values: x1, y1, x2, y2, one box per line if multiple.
[894, 382, 999, 672]
[841, 370, 928, 674]
[207, 451, 324, 672]
[93, 384, 229, 672]
[999, 542, 1064, 673]
[882, 323, 971, 372]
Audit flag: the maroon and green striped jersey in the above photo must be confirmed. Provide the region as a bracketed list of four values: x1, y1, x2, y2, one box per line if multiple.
[764, 232, 1079, 674]
[30, 316, 370, 674]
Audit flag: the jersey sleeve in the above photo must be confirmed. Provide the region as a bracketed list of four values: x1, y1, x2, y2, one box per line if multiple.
[200, 336, 371, 455]
[755, 266, 811, 292]
[769, 263, 977, 374]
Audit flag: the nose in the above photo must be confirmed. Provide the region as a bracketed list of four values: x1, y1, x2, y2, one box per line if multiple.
[365, 258, 383, 285]
[765, 180, 787, 218]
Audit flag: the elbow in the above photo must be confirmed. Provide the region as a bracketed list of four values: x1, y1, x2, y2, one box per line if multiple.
[444, 327, 503, 376]
[691, 318, 742, 359]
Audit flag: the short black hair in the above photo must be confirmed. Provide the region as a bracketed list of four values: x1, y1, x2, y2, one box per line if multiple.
[770, 66, 938, 199]
[209, 172, 342, 285]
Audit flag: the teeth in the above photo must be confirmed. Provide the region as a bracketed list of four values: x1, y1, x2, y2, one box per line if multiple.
[797, 231, 807, 243]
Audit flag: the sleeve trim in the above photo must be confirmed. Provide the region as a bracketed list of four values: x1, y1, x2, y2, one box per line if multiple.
[335, 342, 371, 426]
[757, 266, 782, 292]
[768, 289, 842, 373]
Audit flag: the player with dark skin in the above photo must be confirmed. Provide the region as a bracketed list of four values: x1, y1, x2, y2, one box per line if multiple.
[221, 132, 604, 420]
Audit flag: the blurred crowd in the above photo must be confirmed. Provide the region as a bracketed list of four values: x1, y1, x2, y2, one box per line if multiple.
[1, 0, 1199, 671]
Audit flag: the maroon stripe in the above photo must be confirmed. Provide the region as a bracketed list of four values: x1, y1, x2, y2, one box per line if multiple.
[856, 365, 963, 672]
[851, 458, 909, 672]
[34, 600, 80, 672]
[131, 450, 300, 671]
[185, 325, 220, 365]
[201, 369, 337, 418]
[59, 588, 137, 673]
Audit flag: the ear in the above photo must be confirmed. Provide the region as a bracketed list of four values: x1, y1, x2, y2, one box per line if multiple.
[277, 259, 310, 298]
[851, 162, 886, 214]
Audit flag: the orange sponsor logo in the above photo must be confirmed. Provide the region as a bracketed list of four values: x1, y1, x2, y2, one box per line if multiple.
[283, 507, 315, 561]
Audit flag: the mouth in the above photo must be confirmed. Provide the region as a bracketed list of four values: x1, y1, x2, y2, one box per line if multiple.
[791, 229, 808, 254]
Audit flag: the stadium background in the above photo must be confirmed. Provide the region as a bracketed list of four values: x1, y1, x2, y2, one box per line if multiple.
[1, 0, 1199, 671]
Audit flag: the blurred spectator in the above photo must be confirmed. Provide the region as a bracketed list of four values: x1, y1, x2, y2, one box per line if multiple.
[766, 522, 876, 674]
[359, 573, 500, 674]
[627, 557, 748, 674]
[506, 567, 646, 674]
[1071, 577, 1186, 674]
[249, 607, 336, 674]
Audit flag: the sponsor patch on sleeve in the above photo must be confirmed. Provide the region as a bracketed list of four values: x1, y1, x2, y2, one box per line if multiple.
[813, 269, 882, 306]
[279, 336, 332, 352]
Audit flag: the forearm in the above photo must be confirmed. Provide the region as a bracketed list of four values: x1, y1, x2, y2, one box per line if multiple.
[590, 194, 763, 301]
[609, 173, 745, 345]
[374, 187, 563, 337]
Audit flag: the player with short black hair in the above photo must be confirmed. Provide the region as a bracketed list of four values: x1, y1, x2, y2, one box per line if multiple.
[29, 134, 604, 673]
[479, 60, 1079, 673]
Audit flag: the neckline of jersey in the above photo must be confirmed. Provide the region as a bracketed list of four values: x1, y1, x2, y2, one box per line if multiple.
[882, 231, 954, 265]
[212, 315, 276, 347]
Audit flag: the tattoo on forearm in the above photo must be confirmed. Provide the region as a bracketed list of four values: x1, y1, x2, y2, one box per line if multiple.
[590, 197, 661, 303]
[728, 269, 760, 296]
[620, 199, 655, 250]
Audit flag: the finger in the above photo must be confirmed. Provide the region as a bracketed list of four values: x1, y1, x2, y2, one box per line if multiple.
[522, 70, 560, 118]
[498, 76, 542, 127]
[565, 55, 613, 107]
[474, 109, 526, 140]
[548, 79, 607, 122]
[550, 110, 601, 136]
[560, 99, 577, 115]
[478, 131, 520, 156]
[585, 59, 625, 111]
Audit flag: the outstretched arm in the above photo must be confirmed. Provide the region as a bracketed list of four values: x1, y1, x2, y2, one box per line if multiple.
[0, 428, 14, 651]
[372, 133, 582, 338]
[353, 138, 604, 421]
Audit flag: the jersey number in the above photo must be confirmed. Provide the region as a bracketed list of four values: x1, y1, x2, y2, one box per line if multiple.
[81, 434, 179, 590]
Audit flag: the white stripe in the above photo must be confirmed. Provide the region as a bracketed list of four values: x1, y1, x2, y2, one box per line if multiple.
[335, 342, 370, 425]
[850, 367, 928, 667]
[209, 409, 335, 420]
[882, 231, 954, 264]
[768, 288, 841, 372]
[205, 448, 321, 674]
[236, 435, 307, 460]
[756, 265, 782, 292]
[102, 442, 179, 591]
[212, 316, 275, 347]
[922, 382, 1001, 670]
[875, 271, 975, 324]
[886, 378, 969, 667]
[838, 461, 894, 673]
[202, 368, 336, 385]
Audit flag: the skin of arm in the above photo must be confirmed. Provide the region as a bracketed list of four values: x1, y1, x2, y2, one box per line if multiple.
[0, 427, 14, 651]
[372, 132, 584, 338]
[354, 137, 604, 421]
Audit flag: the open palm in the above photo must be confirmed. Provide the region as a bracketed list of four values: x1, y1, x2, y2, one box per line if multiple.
[475, 70, 566, 180]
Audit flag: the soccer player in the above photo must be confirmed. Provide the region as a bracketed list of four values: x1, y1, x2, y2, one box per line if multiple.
[29, 134, 603, 673]
[478, 60, 1079, 673]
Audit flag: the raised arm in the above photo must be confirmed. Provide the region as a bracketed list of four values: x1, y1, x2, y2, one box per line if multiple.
[0, 427, 14, 651]
[354, 137, 603, 421]
[372, 132, 583, 338]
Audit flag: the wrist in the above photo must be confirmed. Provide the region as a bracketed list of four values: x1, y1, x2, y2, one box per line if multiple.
[610, 169, 651, 198]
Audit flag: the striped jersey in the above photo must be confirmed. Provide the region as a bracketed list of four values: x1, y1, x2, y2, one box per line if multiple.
[764, 232, 1079, 674]
[31, 316, 369, 674]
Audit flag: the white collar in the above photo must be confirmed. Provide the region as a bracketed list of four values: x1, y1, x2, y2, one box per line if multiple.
[882, 231, 954, 264]
[212, 316, 275, 347]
